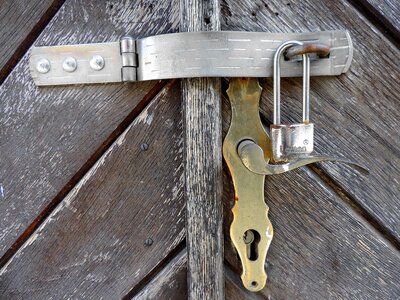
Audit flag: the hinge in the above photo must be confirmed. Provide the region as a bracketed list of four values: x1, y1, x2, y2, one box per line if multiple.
[120, 36, 138, 82]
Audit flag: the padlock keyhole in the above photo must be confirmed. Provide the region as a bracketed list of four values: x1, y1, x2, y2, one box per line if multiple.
[243, 229, 261, 261]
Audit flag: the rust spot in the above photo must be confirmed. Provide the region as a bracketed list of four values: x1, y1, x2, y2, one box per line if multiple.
[285, 43, 331, 60]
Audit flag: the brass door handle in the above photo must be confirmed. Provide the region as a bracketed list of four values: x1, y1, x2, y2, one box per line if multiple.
[238, 140, 369, 176]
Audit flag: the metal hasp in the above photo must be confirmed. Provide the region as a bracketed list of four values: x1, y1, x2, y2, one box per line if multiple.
[29, 30, 353, 86]
[223, 78, 369, 292]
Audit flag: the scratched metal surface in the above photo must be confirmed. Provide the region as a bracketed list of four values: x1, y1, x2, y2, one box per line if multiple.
[29, 30, 352, 85]
[136, 30, 352, 79]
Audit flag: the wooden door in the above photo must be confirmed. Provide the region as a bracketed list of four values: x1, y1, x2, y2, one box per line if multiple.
[0, 0, 399, 299]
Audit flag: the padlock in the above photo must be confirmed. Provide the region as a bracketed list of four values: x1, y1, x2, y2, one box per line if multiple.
[270, 40, 314, 162]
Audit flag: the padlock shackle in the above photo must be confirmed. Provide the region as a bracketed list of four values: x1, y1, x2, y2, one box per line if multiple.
[273, 41, 310, 125]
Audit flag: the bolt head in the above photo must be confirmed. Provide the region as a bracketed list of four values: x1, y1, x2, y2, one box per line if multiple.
[36, 58, 51, 74]
[144, 238, 153, 246]
[89, 55, 105, 71]
[62, 56, 77, 72]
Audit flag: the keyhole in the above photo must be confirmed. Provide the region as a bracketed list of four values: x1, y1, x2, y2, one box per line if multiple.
[243, 229, 260, 261]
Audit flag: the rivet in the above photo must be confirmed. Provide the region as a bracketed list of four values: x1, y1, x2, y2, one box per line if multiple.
[36, 58, 51, 74]
[140, 143, 149, 151]
[62, 56, 77, 72]
[89, 55, 105, 71]
[144, 238, 153, 246]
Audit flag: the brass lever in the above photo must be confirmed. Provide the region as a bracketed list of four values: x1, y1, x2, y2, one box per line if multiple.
[238, 140, 369, 176]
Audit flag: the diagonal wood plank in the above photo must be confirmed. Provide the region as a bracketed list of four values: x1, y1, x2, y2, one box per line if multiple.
[0, 0, 64, 81]
[0, 81, 185, 299]
[2, 78, 397, 298]
[222, 91, 400, 299]
[0, 0, 179, 260]
[221, 0, 400, 242]
[224, 265, 267, 300]
[130, 249, 188, 300]
[131, 250, 266, 300]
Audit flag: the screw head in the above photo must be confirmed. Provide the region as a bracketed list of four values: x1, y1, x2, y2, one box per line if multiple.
[62, 56, 77, 72]
[36, 58, 51, 74]
[144, 238, 153, 246]
[140, 143, 149, 151]
[89, 55, 105, 71]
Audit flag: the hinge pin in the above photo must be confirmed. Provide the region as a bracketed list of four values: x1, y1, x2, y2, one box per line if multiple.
[120, 35, 137, 82]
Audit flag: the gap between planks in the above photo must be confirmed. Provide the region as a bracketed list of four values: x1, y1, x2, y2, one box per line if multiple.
[345, 0, 400, 49]
[0, 80, 170, 270]
[0, 0, 66, 84]
[126, 244, 268, 300]
[310, 165, 400, 252]
[122, 240, 186, 300]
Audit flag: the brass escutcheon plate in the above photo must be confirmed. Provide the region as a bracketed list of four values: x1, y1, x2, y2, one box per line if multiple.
[223, 78, 273, 292]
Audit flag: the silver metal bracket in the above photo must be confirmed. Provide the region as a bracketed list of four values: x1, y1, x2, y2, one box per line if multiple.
[29, 30, 353, 86]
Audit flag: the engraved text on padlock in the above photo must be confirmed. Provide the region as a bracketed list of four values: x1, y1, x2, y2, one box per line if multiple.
[271, 123, 314, 161]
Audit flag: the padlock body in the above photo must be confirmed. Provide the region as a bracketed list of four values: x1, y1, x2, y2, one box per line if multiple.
[270, 123, 314, 162]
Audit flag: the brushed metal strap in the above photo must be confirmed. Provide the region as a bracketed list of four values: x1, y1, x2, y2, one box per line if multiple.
[29, 30, 353, 86]
[30, 42, 123, 86]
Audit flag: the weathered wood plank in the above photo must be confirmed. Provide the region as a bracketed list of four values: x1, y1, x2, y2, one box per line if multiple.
[225, 266, 267, 300]
[3, 79, 397, 298]
[0, 0, 63, 81]
[221, 0, 400, 242]
[131, 251, 265, 300]
[131, 249, 187, 300]
[0, 81, 185, 299]
[222, 92, 400, 299]
[180, 0, 224, 298]
[0, 0, 179, 260]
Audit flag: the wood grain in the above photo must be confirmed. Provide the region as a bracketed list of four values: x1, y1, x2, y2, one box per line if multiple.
[0, 0, 64, 81]
[0, 0, 398, 298]
[131, 249, 188, 300]
[221, 0, 400, 242]
[180, 0, 224, 298]
[225, 266, 267, 300]
[0, 0, 179, 260]
[7, 79, 395, 299]
[0, 81, 186, 299]
[131, 251, 265, 300]
[222, 91, 400, 299]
